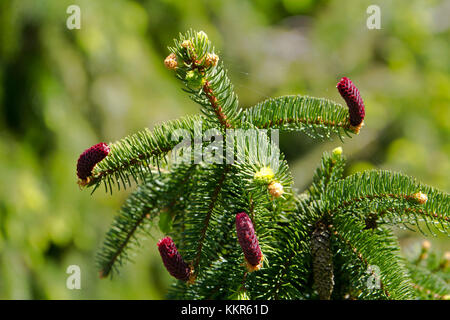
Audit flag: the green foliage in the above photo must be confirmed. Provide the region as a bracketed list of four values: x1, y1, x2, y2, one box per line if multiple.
[97, 164, 196, 277]
[86, 30, 450, 300]
[2, 0, 448, 300]
[87, 115, 208, 194]
[242, 95, 354, 138]
[329, 215, 414, 299]
[323, 170, 450, 235]
[405, 244, 450, 300]
[170, 30, 242, 129]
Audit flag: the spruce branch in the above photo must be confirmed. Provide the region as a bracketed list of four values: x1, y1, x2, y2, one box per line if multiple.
[167, 30, 242, 129]
[329, 216, 414, 299]
[242, 95, 356, 138]
[97, 165, 196, 277]
[84, 114, 206, 194]
[324, 170, 450, 235]
[408, 263, 450, 299]
[192, 165, 231, 276]
[308, 147, 346, 202]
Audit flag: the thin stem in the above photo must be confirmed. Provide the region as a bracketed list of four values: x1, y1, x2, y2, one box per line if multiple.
[193, 165, 230, 275]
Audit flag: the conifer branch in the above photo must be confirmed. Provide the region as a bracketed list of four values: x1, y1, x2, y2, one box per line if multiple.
[324, 170, 450, 234]
[408, 263, 450, 299]
[193, 165, 230, 276]
[167, 30, 241, 129]
[329, 217, 414, 299]
[84, 114, 206, 194]
[242, 95, 357, 138]
[97, 165, 196, 277]
[308, 147, 345, 202]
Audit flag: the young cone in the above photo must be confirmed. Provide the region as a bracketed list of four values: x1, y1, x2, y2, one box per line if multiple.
[76, 142, 110, 181]
[157, 237, 194, 283]
[336, 77, 365, 133]
[236, 212, 263, 272]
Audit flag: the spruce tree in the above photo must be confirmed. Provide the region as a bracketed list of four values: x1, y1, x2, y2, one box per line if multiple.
[76, 30, 450, 300]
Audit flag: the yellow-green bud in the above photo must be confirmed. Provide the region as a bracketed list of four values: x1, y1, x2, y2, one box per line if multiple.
[254, 167, 275, 183]
[332, 147, 343, 156]
[185, 70, 205, 88]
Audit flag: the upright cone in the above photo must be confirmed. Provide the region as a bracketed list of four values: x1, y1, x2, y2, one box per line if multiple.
[157, 237, 193, 282]
[76, 142, 110, 180]
[337, 77, 365, 132]
[236, 212, 263, 272]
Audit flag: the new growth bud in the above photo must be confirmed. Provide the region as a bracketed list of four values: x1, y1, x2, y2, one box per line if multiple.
[185, 69, 205, 88]
[205, 53, 219, 68]
[157, 237, 194, 283]
[181, 40, 193, 49]
[236, 212, 263, 272]
[332, 147, 343, 156]
[254, 166, 275, 184]
[164, 53, 178, 70]
[422, 240, 431, 250]
[440, 252, 450, 270]
[410, 192, 428, 205]
[417, 240, 431, 262]
[268, 181, 284, 198]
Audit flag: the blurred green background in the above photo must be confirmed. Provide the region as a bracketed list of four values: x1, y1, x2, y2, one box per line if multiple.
[0, 0, 448, 299]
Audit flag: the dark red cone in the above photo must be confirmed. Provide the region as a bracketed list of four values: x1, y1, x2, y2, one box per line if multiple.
[157, 237, 192, 282]
[236, 212, 263, 271]
[336, 77, 365, 127]
[76, 142, 110, 180]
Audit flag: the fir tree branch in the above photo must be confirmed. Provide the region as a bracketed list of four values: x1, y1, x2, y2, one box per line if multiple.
[242, 95, 357, 138]
[324, 170, 450, 235]
[253, 197, 316, 300]
[192, 165, 231, 276]
[85, 115, 206, 194]
[407, 263, 450, 299]
[329, 216, 414, 299]
[97, 165, 196, 277]
[169, 30, 241, 129]
[307, 148, 345, 202]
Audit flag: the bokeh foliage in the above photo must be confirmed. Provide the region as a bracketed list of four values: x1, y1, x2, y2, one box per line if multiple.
[0, 0, 448, 299]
